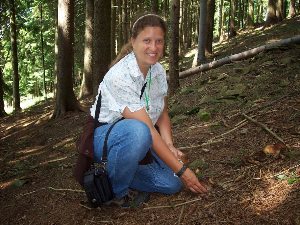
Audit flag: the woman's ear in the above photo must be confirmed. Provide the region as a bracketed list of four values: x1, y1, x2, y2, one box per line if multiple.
[130, 37, 135, 47]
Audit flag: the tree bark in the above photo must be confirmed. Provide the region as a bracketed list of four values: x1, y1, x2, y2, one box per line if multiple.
[289, 0, 296, 17]
[247, 0, 254, 27]
[0, 68, 6, 117]
[79, 0, 94, 99]
[179, 35, 300, 79]
[197, 0, 207, 64]
[218, 0, 225, 42]
[39, 3, 47, 98]
[152, 0, 159, 13]
[9, 0, 21, 111]
[229, 0, 237, 38]
[265, 0, 278, 26]
[93, 0, 111, 96]
[168, 0, 180, 96]
[205, 0, 215, 55]
[111, 0, 117, 59]
[277, 0, 284, 21]
[53, 0, 80, 118]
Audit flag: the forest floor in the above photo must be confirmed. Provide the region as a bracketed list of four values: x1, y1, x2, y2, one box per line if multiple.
[1, 16, 300, 225]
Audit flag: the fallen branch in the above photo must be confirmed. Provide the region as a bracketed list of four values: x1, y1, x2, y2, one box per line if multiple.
[48, 187, 85, 193]
[178, 205, 185, 225]
[143, 198, 202, 210]
[270, 163, 300, 179]
[178, 120, 248, 150]
[242, 113, 285, 144]
[179, 35, 300, 79]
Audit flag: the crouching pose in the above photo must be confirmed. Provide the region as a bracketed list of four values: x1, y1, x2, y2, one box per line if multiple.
[91, 13, 207, 208]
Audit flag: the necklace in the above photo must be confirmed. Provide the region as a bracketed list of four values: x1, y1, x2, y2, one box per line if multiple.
[144, 67, 152, 112]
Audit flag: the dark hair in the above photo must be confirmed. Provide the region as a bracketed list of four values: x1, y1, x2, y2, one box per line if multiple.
[110, 14, 167, 67]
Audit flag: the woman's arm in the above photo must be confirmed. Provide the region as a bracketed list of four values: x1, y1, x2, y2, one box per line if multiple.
[122, 106, 207, 194]
[156, 98, 183, 159]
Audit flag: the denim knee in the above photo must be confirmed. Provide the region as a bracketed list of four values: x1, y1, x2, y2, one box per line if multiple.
[166, 178, 183, 194]
[123, 119, 152, 147]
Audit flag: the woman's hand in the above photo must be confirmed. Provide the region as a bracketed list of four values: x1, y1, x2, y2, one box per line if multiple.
[168, 145, 184, 159]
[180, 168, 208, 194]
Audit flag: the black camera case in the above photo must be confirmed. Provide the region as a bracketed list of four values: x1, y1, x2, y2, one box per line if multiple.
[83, 167, 114, 207]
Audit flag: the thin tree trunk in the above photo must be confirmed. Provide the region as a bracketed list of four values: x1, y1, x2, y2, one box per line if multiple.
[277, 0, 284, 21]
[79, 0, 94, 99]
[265, 0, 278, 26]
[0, 68, 6, 117]
[169, 0, 180, 95]
[111, 0, 116, 59]
[247, 0, 254, 27]
[229, 0, 237, 38]
[152, 0, 159, 13]
[197, 0, 207, 64]
[289, 0, 296, 17]
[206, 0, 215, 55]
[9, 0, 21, 111]
[93, 0, 111, 95]
[218, 0, 224, 42]
[122, 0, 128, 43]
[179, 35, 300, 79]
[0, 8, 7, 117]
[39, 3, 47, 98]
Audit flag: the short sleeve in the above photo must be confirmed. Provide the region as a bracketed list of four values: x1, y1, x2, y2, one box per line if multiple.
[101, 73, 144, 113]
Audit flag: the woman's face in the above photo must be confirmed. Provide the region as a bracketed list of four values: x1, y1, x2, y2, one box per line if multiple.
[131, 26, 165, 76]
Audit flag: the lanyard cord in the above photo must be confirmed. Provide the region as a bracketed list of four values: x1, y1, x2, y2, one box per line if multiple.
[144, 67, 152, 111]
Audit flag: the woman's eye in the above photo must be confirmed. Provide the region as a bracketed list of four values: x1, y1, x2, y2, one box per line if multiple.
[143, 39, 150, 44]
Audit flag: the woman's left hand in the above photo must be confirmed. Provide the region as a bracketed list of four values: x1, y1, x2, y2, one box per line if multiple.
[168, 145, 184, 160]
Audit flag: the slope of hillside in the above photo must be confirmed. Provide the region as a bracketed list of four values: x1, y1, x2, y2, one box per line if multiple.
[0, 16, 299, 225]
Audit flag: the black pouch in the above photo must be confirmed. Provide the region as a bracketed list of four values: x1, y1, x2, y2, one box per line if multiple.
[83, 165, 114, 207]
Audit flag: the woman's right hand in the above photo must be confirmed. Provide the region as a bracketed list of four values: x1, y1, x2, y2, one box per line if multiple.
[180, 168, 208, 194]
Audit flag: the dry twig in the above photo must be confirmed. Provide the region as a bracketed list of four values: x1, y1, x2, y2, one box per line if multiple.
[242, 113, 285, 144]
[48, 187, 85, 193]
[143, 198, 202, 210]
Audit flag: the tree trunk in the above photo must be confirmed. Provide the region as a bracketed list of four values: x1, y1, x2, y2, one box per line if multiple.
[53, 0, 80, 118]
[265, 0, 278, 26]
[289, 0, 296, 17]
[79, 0, 94, 99]
[152, 0, 159, 13]
[218, 0, 225, 42]
[229, 0, 237, 38]
[111, 0, 117, 59]
[0, 68, 6, 117]
[0, 8, 7, 117]
[179, 35, 300, 79]
[9, 0, 21, 112]
[247, 0, 254, 27]
[206, 0, 215, 55]
[197, 0, 207, 64]
[277, 0, 284, 21]
[93, 0, 111, 96]
[39, 3, 47, 98]
[122, 0, 129, 43]
[169, 0, 180, 96]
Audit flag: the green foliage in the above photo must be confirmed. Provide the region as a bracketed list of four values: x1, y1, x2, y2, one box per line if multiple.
[197, 110, 211, 122]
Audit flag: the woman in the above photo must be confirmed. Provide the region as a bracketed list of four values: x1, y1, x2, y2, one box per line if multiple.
[91, 14, 207, 208]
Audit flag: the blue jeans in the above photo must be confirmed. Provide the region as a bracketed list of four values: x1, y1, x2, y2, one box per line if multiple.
[93, 119, 182, 198]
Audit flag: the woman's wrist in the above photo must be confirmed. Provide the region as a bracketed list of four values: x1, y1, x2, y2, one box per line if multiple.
[176, 164, 188, 177]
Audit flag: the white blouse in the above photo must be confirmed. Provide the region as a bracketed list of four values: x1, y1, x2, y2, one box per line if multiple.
[90, 52, 168, 125]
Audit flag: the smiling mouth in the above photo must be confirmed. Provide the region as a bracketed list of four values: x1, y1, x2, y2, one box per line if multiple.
[147, 53, 157, 57]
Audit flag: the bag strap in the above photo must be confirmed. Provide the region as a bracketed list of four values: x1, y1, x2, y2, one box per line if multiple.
[95, 82, 147, 163]
[94, 91, 102, 129]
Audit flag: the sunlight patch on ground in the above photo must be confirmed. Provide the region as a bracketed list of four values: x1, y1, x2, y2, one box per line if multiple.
[4, 94, 54, 114]
[249, 177, 294, 213]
